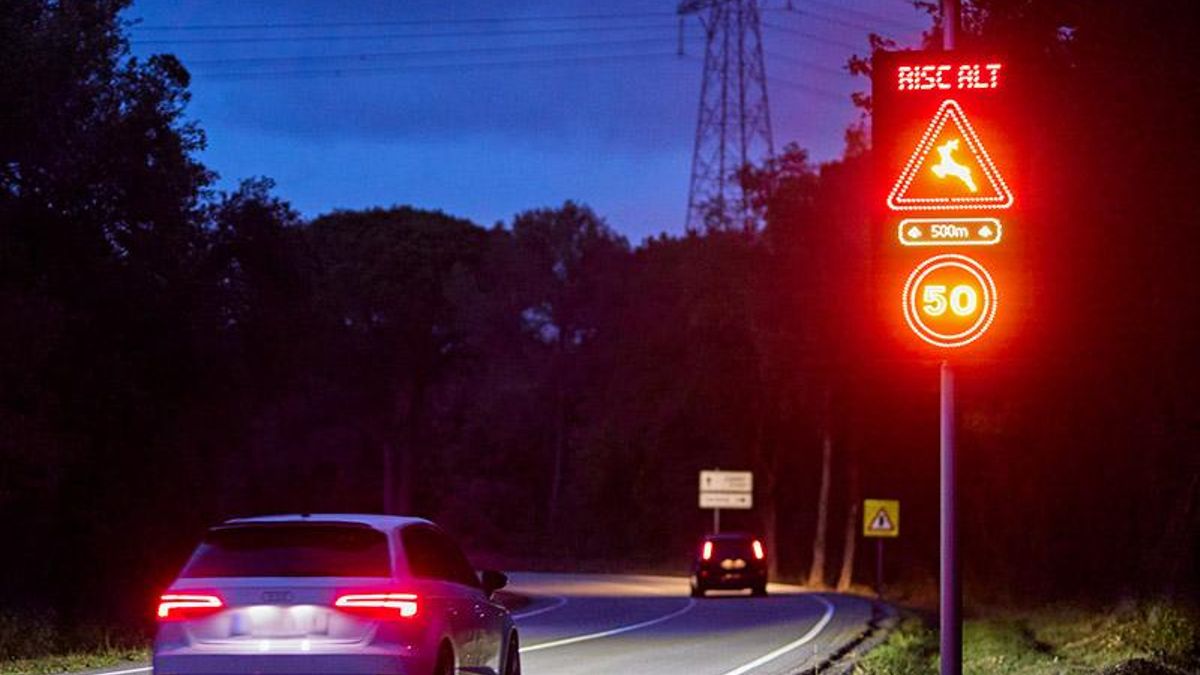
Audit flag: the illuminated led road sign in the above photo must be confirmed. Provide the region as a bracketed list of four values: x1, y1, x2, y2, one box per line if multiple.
[874, 51, 1018, 350]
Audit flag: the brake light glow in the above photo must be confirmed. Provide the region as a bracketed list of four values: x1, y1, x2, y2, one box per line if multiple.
[702, 541, 713, 561]
[157, 593, 223, 621]
[752, 540, 765, 560]
[335, 593, 419, 619]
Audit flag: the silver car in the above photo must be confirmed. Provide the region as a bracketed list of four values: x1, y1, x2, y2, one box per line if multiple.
[153, 514, 519, 675]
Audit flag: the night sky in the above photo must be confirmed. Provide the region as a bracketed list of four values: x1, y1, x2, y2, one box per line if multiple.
[127, 1, 928, 240]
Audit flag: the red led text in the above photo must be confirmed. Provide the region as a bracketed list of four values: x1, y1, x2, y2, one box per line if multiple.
[897, 63, 1002, 92]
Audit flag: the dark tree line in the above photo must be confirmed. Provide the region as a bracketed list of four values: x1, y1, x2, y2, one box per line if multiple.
[0, 0, 1196, 638]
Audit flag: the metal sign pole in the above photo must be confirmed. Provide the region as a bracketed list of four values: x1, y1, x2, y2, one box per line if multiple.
[939, 2, 962, 673]
[877, 539, 885, 599]
[943, 0, 958, 49]
[713, 507, 721, 534]
[940, 360, 961, 675]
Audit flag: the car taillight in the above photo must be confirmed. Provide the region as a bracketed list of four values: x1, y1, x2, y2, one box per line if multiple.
[702, 541, 713, 561]
[752, 540, 765, 560]
[157, 593, 223, 621]
[334, 593, 419, 619]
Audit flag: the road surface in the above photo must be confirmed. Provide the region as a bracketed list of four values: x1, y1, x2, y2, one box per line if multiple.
[508, 573, 879, 675]
[79, 573, 883, 675]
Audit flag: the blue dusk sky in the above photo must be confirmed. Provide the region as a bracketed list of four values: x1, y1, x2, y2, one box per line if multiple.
[126, 1, 929, 241]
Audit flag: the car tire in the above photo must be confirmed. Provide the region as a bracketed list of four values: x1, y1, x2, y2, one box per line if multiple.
[504, 633, 521, 675]
[751, 583, 768, 597]
[433, 642, 455, 675]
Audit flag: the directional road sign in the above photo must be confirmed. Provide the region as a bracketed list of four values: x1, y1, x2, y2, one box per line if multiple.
[699, 470, 753, 510]
[699, 492, 753, 509]
[699, 470, 753, 494]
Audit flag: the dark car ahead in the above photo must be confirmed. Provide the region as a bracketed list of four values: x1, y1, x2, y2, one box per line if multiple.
[689, 532, 768, 597]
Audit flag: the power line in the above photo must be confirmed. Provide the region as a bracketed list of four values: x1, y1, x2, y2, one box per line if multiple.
[180, 37, 673, 68]
[764, 6, 897, 39]
[676, 52, 848, 96]
[131, 23, 683, 46]
[760, 21, 860, 51]
[809, 0, 924, 31]
[763, 49, 846, 76]
[131, 11, 681, 32]
[189, 50, 680, 81]
[179, 37, 848, 80]
[769, 1, 924, 32]
[767, 75, 847, 101]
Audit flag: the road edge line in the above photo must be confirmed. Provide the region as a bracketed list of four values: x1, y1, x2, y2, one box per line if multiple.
[512, 595, 569, 620]
[519, 598, 696, 653]
[715, 594, 837, 675]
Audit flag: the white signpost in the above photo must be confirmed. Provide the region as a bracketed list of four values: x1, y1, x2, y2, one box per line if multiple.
[699, 470, 753, 533]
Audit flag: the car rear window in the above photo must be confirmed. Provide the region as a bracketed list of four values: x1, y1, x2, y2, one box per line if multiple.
[709, 539, 753, 559]
[180, 523, 391, 578]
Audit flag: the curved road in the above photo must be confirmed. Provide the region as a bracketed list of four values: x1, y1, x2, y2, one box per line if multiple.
[509, 573, 879, 675]
[79, 573, 880, 675]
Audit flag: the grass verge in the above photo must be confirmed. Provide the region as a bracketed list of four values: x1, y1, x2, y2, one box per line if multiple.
[0, 647, 150, 675]
[0, 611, 149, 675]
[855, 601, 1199, 675]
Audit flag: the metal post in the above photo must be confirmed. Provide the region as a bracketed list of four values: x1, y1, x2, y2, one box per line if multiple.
[942, 0, 958, 50]
[876, 539, 885, 599]
[940, 360, 961, 675]
[713, 507, 721, 534]
[383, 442, 394, 514]
[939, 1, 961, 671]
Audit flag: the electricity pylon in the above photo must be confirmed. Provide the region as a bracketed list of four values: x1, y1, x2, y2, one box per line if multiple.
[679, 0, 774, 232]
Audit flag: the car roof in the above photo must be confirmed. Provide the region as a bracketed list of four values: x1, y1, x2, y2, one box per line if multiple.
[222, 513, 433, 531]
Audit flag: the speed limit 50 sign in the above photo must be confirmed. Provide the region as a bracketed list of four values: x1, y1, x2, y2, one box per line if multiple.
[903, 254, 998, 348]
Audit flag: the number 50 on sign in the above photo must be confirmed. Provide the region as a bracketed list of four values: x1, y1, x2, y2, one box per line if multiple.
[902, 254, 997, 348]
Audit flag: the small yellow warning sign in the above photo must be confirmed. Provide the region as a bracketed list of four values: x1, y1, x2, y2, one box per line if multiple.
[863, 499, 900, 538]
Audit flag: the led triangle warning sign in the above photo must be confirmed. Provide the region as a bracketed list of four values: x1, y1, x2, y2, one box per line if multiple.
[888, 99, 1013, 211]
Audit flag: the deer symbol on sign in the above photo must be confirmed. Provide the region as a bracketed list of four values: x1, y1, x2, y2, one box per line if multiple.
[930, 139, 978, 193]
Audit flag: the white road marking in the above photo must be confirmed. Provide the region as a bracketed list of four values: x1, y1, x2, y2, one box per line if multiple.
[519, 598, 697, 653]
[715, 595, 837, 675]
[89, 668, 151, 675]
[512, 595, 569, 620]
